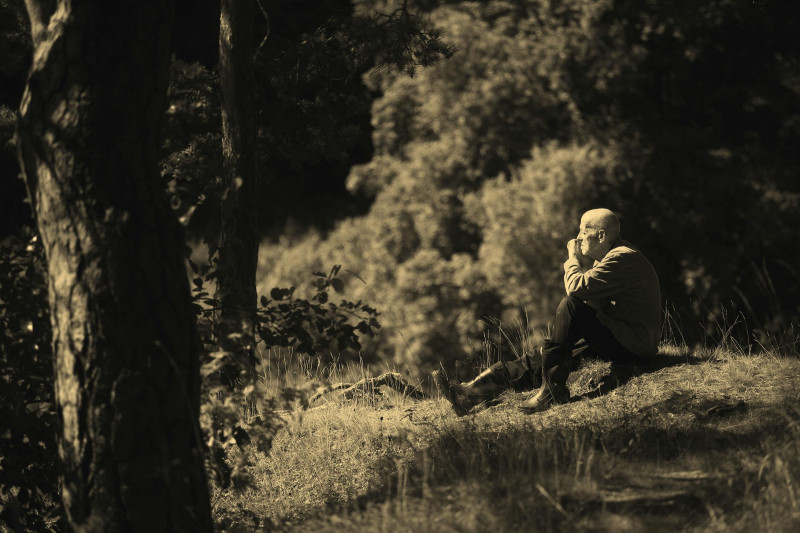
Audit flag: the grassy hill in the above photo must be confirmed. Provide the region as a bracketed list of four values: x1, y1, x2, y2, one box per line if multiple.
[212, 344, 800, 532]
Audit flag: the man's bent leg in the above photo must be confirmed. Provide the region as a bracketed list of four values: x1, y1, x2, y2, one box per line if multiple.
[542, 296, 597, 382]
[520, 296, 595, 412]
[573, 310, 645, 366]
[466, 356, 540, 392]
[435, 355, 540, 416]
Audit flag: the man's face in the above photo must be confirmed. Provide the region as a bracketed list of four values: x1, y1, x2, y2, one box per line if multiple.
[578, 220, 605, 260]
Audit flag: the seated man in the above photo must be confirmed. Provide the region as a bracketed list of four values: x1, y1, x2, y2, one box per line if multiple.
[434, 208, 661, 415]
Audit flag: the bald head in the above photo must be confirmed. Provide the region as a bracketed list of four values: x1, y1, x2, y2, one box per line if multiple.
[578, 208, 621, 260]
[581, 208, 620, 241]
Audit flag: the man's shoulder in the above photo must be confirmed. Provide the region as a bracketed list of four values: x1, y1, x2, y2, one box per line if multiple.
[606, 241, 659, 277]
[605, 241, 640, 259]
[603, 241, 655, 268]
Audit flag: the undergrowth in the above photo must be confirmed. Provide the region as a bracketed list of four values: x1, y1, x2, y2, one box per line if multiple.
[211, 340, 800, 532]
[3, 226, 798, 532]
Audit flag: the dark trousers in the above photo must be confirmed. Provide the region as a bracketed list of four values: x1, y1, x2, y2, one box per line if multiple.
[471, 296, 646, 395]
[543, 295, 645, 385]
[475, 352, 542, 393]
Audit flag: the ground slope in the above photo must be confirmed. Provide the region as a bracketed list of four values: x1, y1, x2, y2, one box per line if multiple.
[213, 348, 800, 532]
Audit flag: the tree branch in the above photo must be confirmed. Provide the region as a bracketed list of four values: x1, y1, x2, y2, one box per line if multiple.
[23, 0, 56, 44]
[255, 0, 271, 56]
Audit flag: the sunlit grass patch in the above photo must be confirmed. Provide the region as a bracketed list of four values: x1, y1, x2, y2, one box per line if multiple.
[211, 344, 800, 531]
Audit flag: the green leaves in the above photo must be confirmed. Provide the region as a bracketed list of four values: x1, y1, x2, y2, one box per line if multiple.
[331, 278, 345, 293]
[269, 287, 295, 301]
[0, 229, 60, 531]
[255, 265, 381, 356]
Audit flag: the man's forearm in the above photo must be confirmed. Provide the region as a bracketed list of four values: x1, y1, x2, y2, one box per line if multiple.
[563, 253, 628, 300]
[577, 254, 594, 272]
[566, 255, 594, 273]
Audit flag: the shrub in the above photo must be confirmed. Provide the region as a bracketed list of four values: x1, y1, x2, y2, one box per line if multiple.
[0, 229, 60, 531]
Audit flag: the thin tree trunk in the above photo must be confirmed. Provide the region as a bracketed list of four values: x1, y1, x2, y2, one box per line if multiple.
[217, 0, 261, 381]
[16, 1, 213, 530]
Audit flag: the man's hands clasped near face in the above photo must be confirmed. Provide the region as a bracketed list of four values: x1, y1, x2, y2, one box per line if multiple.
[568, 210, 619, 269]
[567, 238, 580, 258]
[568, 237, 595, 270]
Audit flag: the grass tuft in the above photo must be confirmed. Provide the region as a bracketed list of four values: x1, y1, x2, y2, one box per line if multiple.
[212, 342, 800, 531]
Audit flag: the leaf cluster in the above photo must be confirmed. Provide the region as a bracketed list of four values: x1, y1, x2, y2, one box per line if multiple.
[200, 379, 284, 491]
[189, 260, 382, 494]
[161, 60, 223, 232]
[188, 257, 381, 358]
[257, 264, 381, 356]
[347, 1, 455, 77]
[0, 230, 60, 532]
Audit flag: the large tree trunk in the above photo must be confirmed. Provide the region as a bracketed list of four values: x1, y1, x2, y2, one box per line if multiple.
[217, 0, 261, 381]
[16, 1, 213, 530]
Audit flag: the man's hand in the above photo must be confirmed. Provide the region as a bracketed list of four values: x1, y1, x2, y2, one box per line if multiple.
[567, 238, 580, 259]
[568, 238, 594, 271]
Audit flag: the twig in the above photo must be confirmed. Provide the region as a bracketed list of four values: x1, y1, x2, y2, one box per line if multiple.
[308, 372, 429, 403]
[535, 483, 569, 518]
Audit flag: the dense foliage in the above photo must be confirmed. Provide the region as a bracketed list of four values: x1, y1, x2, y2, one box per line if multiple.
[158, 0, 454, 243]
[0, 231, 60, 531]
[191, 258, 382, 492]
[260, 0, 800, 374]
[1, 0, 799, 527]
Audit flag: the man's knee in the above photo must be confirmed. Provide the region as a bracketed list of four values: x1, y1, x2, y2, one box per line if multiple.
[556, 295, 583, 316]
[554, 296, 597, 335]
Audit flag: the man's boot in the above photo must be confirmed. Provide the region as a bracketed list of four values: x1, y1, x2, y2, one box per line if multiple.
[517, 378, 570, 413]
[518, 340, 571, 414]
[432, 370, 474, 416]
[433, 365, 513, 416]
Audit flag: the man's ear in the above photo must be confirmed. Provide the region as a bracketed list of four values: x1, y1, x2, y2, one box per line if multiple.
[597, 229, 606, 242]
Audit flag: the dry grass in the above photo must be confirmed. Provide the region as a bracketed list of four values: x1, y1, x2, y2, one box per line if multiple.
[211, 344, 800, 532]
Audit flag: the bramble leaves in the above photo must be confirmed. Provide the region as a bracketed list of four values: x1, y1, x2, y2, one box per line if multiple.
[0, 230, 60, 531]
[256, 265, 381, 356]
[331, 278, 344, 293]
[188, 257, 381, 496]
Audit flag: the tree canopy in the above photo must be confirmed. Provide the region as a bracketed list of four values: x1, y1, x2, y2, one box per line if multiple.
[2, 0, 799, 373]
[260, 0, 800, 373]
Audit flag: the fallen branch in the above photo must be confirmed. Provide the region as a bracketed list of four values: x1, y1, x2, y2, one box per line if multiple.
[308, 372, 429, 404]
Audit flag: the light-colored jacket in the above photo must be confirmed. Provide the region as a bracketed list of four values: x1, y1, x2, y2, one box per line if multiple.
[563, 240, 661, 357]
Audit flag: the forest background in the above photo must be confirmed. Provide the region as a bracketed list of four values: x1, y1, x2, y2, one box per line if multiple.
[2, 0, 800, 530]
[2, 0, 800, 380]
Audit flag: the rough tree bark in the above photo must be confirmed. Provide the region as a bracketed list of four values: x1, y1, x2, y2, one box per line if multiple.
[16, 1, 213, 530]
[217, 0, 261, 382]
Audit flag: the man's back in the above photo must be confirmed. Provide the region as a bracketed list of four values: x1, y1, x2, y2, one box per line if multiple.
[563, 241, 661, 356]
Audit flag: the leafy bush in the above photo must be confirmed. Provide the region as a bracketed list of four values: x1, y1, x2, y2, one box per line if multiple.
[260, 0, 800, 370]
[191, 260, 381, 360]
[472, 141, 628, 325]
[257, 265, 381, 356]
[161, 60, 223, 234]
[191, 260, 382, 494]
[0, 230, 60, 532]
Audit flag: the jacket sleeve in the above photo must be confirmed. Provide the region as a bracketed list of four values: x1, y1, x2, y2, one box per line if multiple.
[563, 253, 629, 300]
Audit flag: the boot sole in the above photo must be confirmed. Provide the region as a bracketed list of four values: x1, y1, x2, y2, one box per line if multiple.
[432, 370, 470, 416]
[518, 388, 570, 415]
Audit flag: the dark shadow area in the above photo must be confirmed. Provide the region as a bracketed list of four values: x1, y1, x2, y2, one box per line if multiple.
[436, 351, 712, 416]
[577, 352, 709, 401]
[292, 400, 790, 532]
